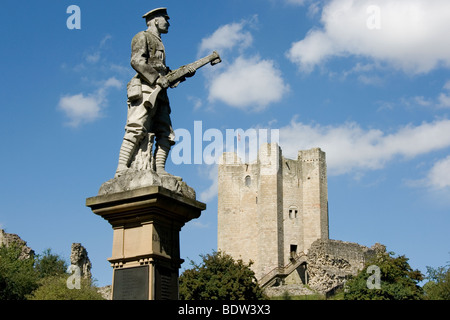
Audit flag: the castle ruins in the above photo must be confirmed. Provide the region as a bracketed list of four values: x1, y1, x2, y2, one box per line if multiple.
[218, 143, 381, 296]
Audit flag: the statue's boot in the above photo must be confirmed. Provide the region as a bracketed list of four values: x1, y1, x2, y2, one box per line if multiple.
[115, 139, 136, 178]
[155, 146, 181, 181]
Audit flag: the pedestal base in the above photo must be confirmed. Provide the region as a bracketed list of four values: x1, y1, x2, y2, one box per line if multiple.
[86, 185, 206, 300]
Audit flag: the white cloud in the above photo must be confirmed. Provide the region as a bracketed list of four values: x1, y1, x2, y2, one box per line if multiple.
[412, 96, 433, 107]
[426, 156, 450, 189]
[278, 118, 450, 175]
[198, 20, 253, 56]
[84, 34, 112, 64]
[402, 80, 450, 109]
[438, 93, 450, 108]
[188, 96, 203, 111]
[58, 93, 101, 127]
[287, 0, 450, 74]
[85, 52, 100, 63]
[437, 80, 450, 108]
[208, 56, 290, 111]
[199, 18, 290, 111]
[58, 77, 121, 127]
[100, 77, 121, 91]
[198, 164, 218, 203]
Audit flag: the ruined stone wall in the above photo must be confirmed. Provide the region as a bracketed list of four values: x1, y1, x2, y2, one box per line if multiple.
[70, 242, 92, 279]
[306, 239, 379, 294]
[0, 229, 34, 259]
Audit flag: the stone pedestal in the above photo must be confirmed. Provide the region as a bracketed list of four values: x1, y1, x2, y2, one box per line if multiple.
[86, 185, 206, 300]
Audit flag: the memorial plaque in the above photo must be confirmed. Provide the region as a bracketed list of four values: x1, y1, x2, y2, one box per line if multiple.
[113, 266, 149, 300]
[154, 265, 177, 300]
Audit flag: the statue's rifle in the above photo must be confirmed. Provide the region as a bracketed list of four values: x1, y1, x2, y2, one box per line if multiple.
[147, 51, 221, 107]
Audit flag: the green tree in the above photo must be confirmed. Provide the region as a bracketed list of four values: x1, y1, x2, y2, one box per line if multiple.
[27, 276, 105, 300]
[179, 251, 266, 300]
[0, 244, 38, 300]
[423, 263, 450, 300]
[1, 244, 104, 300]
[344, 249, 424, 300]
[28, 249, 105, 300]
[34, 248, 68, 279]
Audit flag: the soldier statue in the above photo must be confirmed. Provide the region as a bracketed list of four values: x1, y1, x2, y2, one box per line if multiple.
[115, 8, 193, 178]
[114, 8, 220, 180]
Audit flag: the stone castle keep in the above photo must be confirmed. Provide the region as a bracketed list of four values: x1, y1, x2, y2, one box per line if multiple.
[218, 143, 329, 280]
[218, 143, 380, 295]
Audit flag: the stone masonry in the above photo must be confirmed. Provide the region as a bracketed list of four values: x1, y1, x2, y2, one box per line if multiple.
[217, 144, 382, 296]
[217, 143, 329, 281]
[0, 229, 34, 260]
[305, 239, 382, 294]
[70, 243, 92, 279]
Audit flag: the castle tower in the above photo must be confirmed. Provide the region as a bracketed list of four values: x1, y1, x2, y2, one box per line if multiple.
[218, 143, 329, 281]
[298, 148, 329, 251]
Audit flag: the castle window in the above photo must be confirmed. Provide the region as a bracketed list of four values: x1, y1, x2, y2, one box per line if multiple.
[289, 206, 298, 219]
[245, 175, 251, 187]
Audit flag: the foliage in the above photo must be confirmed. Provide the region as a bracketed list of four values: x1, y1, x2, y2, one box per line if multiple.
[27, 275, 105, 300]
[34, 248, 68, 279]
[0, 244, 39, 300]
[344, 249, 424, 300]
[179, 250, 266, 300]
[1, 244, 104, 300]
[270, 291, 326, 300]
[423, 263, 450, 300]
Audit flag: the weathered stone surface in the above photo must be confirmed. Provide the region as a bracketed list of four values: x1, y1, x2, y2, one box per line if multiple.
[216, 144, 387, 297]
[218, 143, 329, 281]
[114, 7, 220, 180]
[264, 284, 316, 298]
[87, 183, 206, 300]
[0, 229, 34, 259]
[98, 169, 196, 200]
[306, 239, 380, 294]
[97, 285, 112, 300]
[70, 243, 92, 279]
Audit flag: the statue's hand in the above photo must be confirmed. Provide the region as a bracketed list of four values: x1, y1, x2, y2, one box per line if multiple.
[186, 66, 196, 78]
[156, 75, 170, 89]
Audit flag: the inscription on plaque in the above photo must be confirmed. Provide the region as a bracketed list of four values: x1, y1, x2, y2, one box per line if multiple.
[155, 265, 177, 300]
[113, 265, 149, 300]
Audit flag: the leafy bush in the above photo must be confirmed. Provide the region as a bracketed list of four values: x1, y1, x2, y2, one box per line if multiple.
[344, 249, 424, 300]
[28, 275, 104, 300]
[1, 244, 104, 300]
[423, 263, 450, 300]
[34, 248, 68, 279]
[0, 244, 38, 300]
[179, 251, 266, 300]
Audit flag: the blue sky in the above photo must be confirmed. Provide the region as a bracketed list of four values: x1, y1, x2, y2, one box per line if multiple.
[1, 0, 449, 287]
